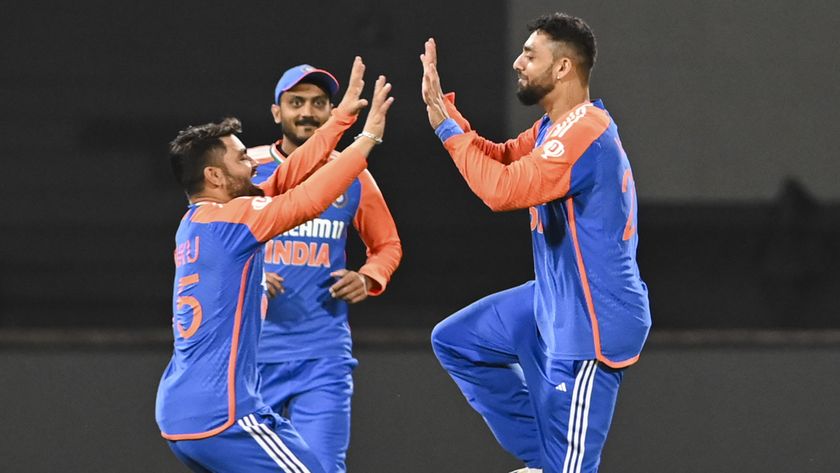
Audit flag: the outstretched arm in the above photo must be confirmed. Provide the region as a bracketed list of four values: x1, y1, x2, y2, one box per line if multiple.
[421, 38, 538, 165]
[199, 74, 395, 245]
[422, 41, 610, 211]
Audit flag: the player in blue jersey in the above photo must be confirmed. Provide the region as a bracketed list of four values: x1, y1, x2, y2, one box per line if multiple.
[421, 13, 652, 473]
[248, 64, 402, 473]
[156, 58, 396, 473]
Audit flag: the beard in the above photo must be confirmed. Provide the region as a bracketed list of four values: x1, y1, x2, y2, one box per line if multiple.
[515, 70, 555, 106]
[225, 172, 264, 199]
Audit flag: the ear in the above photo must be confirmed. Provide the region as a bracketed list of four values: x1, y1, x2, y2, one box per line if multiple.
[554, 57, 574, 81]
[270, 104, 282, 124]
[203, 166, 225, 188]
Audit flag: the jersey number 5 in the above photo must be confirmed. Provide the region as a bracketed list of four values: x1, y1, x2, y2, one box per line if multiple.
[176, 274, 203, 339]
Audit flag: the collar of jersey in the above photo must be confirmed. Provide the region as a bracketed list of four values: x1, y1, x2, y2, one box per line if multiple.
[270, 141, 287, 164]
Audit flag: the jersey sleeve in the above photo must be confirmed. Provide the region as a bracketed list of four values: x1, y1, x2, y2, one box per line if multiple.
[193, 147, 368, 248]
[259, 109, 357, 197]
[442, 104, 611, 211]
[352, 170, 402, 296]
[443, 92, 540, 165]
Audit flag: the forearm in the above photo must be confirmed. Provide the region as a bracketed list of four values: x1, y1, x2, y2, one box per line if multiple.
[259, 109, 357, 196]
[358, 240, 402, 295]
[258, 141, 371, 240]
[444, 131, 563, 211]
[441, 93, 532, 164]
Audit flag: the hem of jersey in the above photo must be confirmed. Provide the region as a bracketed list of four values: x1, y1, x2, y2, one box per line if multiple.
[597, 353, 640, 368]
[160, 418, 234, 441]
[543, 348, 640, 369]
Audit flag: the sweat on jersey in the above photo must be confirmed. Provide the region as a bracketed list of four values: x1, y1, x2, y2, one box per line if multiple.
[249, 142, 401, 361]
[155, 110, 369, 440]
[437, 93, 651, 368]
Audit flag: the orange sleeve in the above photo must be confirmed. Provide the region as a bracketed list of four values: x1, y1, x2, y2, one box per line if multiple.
[443, 92, 540, 164]
[443, 104, 611, 211]
[194, 148, 368, 242]
[352, 170, 402, 296]
[259, 109, 357, 197]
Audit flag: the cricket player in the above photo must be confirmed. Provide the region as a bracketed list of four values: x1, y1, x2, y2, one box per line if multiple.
[248, 64, 402, 473]
[421, 13, 652, 473]
[155, 58, 395, 472]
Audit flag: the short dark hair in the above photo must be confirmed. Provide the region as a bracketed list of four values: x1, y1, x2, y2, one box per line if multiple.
[528, 13, 597, 79]
[169, 118, 242, 196]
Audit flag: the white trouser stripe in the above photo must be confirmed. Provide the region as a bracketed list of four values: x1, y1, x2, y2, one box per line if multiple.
[242, 415, 304, 473]
[562, 360, 598, 473]
[569, 361, 596, 473]
[562, 360, 590, 473]
[249, 414, 312, 473]
[574, 362, 598, 473]
[237, 417, 294, 473]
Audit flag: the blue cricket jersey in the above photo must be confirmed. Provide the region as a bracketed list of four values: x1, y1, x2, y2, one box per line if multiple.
[155, 138, 368, 440]
[439, 96, 652, 368]
[249, 143, 401, 362]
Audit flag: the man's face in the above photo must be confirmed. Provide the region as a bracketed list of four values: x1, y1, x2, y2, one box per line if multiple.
[512, 31, 557, 105]
[272, 82, 332, 146]
[218, 135, 264, 199]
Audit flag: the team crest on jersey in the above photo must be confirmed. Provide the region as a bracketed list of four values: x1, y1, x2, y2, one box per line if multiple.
[332, 193, 348, 209]
[251, 196, 271, 210]
[541, 139, 566, 159]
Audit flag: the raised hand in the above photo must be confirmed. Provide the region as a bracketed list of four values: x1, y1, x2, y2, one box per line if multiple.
[361, 75, 395, 140]
[335, 56, 369, 116]
[420, 38, 450, 129]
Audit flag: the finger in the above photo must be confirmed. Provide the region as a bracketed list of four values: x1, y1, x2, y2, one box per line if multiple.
[425, 39, 434, 64]
[370, 75, 386, 109]
[374, 82, 392, 111]
[378, 96, 395, 115]
[330, 269, 348, 278]
[333, 280, 363, 300]
[345, 289, 367, 303]
[348, 291, 369, 304]
[330, 273, 355, 294]
[348, 56, 365, 88]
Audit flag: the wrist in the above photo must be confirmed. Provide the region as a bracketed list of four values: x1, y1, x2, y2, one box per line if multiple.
[435, 118, 464, 143]
[355, 130, 383, 145]
[331, 108, 357, 125]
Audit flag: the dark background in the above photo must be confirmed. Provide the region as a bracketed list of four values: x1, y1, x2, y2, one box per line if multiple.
[2, 1, 840, 471]
[2, 0, 838, 331]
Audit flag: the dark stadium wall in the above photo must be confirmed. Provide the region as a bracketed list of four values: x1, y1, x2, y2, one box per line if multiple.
[2, 1, 839, 330]
[0, 0, 516, 327]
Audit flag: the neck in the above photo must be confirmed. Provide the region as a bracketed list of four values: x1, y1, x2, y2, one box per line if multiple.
[541, 81, 590, 122]
[280, 137, 298, 156]
[188, 189, 231, 205]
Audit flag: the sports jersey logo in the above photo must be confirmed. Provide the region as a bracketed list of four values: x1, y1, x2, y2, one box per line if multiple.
[251, 196, 271, 210]
[541, 139, 565, 159]
[332, 193, 348, 209]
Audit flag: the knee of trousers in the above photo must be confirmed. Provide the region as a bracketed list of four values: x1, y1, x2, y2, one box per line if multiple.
[430, 316, 466, 363]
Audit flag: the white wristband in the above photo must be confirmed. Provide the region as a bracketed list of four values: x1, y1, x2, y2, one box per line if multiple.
[354, 131, 383, 145]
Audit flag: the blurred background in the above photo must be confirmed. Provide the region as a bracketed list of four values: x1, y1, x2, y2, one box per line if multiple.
[2, 0, 839, 471]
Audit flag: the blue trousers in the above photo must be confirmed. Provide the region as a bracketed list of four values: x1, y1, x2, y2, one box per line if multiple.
[431, 281, 624, 473]
[168, 406, 325, 473]
[258, 356, 357, 473]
